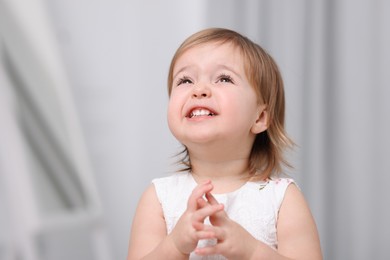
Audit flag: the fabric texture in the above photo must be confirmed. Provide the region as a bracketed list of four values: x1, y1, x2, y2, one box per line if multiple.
[152, 173, 294, 259]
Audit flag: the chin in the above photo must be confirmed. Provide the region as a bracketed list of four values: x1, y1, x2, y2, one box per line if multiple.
[181, 133, 223, 147]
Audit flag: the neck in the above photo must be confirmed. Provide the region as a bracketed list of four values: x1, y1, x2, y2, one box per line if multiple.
[184, 139, 255, 192]
[189, 155, 252, 193]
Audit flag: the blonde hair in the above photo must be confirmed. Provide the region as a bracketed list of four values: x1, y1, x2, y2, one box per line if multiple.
[167, 28, 293, 179]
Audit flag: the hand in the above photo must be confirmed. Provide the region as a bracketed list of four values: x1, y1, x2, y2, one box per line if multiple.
[194, 192, 260, 260]
[168, 181, 224, 255]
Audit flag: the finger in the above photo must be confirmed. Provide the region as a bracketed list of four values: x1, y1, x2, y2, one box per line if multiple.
[194, 228, 225, 255]
[194, 244, 219, 256]
[195, 230, 216, 240]
[193, 224, 219, 240]
[192, 221, 218, 232]
[196, 224, 225, 241]
[205, 193, 228, 221]
[192, 203, 223, 223]
[197, 197, 209, 208]
[205, 192, 219, 205]
[192, 221, 204, 230]
[193, 222, 217, 232]
[187, 181, 213, 211]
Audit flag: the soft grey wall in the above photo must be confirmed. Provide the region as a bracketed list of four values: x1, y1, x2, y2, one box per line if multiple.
[46, 2, 311, 257]
[49, 1, 390, 259]
[45, 1, 208, 259]
[5, 1, 388, 259]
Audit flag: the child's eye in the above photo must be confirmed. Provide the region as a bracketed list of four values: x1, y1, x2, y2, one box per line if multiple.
[176, 76, 193, 86]
[217, 74, 234, 84]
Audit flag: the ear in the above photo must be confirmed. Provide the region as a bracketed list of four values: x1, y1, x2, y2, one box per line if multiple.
[251, 106, 268, 134]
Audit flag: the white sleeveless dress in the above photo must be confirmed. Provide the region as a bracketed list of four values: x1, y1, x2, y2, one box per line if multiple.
[152, 173, 294, 259]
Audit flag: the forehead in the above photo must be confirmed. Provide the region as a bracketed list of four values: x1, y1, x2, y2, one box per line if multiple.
[173, 42, 244, 73]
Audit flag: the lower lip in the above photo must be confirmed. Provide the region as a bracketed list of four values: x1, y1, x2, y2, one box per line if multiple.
[187, 115, 216, 121]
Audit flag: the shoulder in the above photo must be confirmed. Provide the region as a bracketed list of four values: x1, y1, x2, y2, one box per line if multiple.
[127, 184, 167, 259]
[270, 177, 295, 199]
[257, 177, 295, 190]
[152, 173, 193, 190]
[152, 173, 194, 201]
[276, 181, 323, 259]
[135, 183, 162, 214]
[278, 181, 310, 221]
[255, 177, 295, 210]
[129, 183, 164, 240]
[266, 177, 295, 190]
[277, 179, 307, 216]
[152, 172, 191, 186]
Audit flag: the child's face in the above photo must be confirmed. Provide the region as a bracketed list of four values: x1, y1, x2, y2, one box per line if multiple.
[168, 42, 267, 149]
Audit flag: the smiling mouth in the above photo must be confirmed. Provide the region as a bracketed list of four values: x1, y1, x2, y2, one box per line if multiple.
[187, 108, 216, 118]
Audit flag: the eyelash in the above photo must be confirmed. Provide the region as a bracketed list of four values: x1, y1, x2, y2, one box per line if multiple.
[175, 74, 235, 86]
[217, 74, 234, 84]
[176, 76, 193, 86]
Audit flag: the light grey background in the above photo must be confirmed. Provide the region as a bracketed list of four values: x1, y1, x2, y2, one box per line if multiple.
[1, 1, 390, 260]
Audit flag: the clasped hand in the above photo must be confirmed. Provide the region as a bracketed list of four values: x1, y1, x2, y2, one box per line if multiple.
[169, 180, 259, 259]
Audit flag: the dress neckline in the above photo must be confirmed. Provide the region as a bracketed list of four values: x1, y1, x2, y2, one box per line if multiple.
[187, 172, 251, 196]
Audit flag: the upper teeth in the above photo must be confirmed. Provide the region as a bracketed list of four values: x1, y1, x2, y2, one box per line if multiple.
[190, 109, 214, 118]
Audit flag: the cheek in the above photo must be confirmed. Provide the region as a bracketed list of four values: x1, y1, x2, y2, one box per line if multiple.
[225, 94, 258, 127]
[168, 89, 188, 113]
[167, 96, 183, 130]
[168, 91, 181, 110]
[225, 90, 257, 112]
[167, 99, 177, 124]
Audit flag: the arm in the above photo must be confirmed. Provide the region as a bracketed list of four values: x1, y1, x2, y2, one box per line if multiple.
[195, 184, 322, 260]
[127, 181, 224, 259]
[127, 184, 186, 259]
[273, 183, 323, 259]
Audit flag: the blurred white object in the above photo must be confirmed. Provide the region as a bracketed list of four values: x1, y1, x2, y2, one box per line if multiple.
[0, 0, 111, 259]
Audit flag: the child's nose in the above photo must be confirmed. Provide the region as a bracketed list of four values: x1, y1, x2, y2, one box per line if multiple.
[192, 84, 211, 98]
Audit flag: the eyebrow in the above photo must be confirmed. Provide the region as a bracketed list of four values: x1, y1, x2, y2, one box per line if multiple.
[215, 64, 243, 80]
[172, 65, 193, 81]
